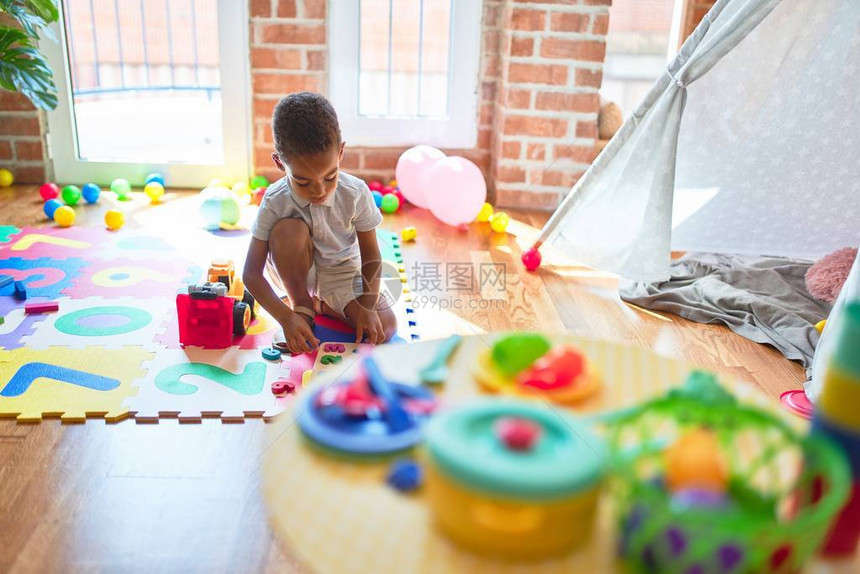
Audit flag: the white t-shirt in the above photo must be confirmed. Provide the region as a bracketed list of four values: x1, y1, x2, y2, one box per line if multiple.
[251, 171, 383, 271]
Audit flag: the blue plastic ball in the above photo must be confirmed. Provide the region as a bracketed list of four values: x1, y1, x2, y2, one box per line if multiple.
[82, 183, 101, 204]
[386, 459, 422, 492]
[43, 198, 62, 219]
[372, 190, 383, 208]
[145, 172, 165, 186]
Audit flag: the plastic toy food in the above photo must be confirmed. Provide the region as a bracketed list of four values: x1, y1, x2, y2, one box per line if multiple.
[53, 205, 75, 227]
[490, 333, 551, 375]
[61, 185, 82, 206]
[425, 400, 606, 559]
[39, 182, 59, 201]
[104, 209, 125, 230]
[665, 428, 729, 493]
[176, 281, 251, 348]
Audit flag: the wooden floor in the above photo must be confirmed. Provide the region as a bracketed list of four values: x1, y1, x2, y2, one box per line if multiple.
[0, 184, 817, 572]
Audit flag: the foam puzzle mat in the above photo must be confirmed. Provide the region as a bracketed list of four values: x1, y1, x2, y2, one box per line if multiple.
[0, 224, 419, 424]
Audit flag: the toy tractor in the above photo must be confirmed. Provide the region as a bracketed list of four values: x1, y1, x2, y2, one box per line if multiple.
[176, 282, 251, 348]
[208, 259, 257, 319]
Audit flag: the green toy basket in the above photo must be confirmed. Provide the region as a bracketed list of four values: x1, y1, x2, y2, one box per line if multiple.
[606, 373, 850, 574]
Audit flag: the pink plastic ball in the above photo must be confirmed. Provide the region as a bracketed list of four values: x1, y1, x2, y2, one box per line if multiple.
[381, 185, 394, 195]
[368, 180, 383, 192]
[40, 183, 60, 201]
[522, 248, 542, 272]
[393, 190, 405, 206]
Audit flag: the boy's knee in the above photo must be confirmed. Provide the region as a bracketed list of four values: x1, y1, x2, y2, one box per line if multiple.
[270, 218, 312, 261]
[382, 309, 397, 341]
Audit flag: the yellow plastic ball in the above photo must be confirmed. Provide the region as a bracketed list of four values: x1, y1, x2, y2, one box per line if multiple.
[815, 320, 827, 334]
[665, 428, 728, 493]
[105, 209, 125, 231]
[144, 182, 164, 203]
[0, 168, 13, 187]
[489, 211, 509, 233]
[53, 205, 75, 227]
[476, 202, 494, 223]
[232, 182, 250, 196]
[388, 179, 398, 188]
[401, 226, 417, 242]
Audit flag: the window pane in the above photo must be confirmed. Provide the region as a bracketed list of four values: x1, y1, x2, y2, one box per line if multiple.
[358, 0, 451, 119]
[64, 0, 223, 163]
[358, 0, 391, 116]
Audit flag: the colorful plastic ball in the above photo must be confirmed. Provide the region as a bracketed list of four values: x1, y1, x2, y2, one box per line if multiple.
[110, 178, 131, 199]
[476, 202, 494, 222]
[43, 198, 62, 219]
[380, 193, 400, 214]
[372, 190, 383, 208]
[393, 189, 405, 206]
[388, 179, 397, 188]
[250, 175, 269, 189]
[522, 247, 542, 271]
[381, 185, 394, 195]
[82, 183, 101, 204]
[53, 205, 75, 227]
[104, 209, 125, 231]
[0, 168, 13, 187]
[200, 188, 241, 230]
[252, 186, 267, 206]
[400, 226, 417, 242]
[232, 182, 250, 196]
[144, 182, 165, 203]
[145, 172, 165, 186]
[61, 185, 82, 206]
[489, 211, 509, 233]
[386, 459, 422, 492]
[39, 182, 60, 201]
[665, 428, 728, 493]
[368, 180, 383, 192]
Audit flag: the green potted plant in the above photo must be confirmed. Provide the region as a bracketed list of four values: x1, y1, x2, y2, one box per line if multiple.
[0, 0, 58, 109]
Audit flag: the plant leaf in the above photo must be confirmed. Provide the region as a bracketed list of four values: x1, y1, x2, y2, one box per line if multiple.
[0, 26, 57, 109]
[0, 0, 58, 38]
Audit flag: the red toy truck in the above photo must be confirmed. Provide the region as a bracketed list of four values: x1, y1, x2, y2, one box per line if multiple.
[176, 282, 251, 348]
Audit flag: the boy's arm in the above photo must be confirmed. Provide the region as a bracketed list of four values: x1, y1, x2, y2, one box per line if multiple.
[356, 229, 382, 307]
[242, 237, 317, 352]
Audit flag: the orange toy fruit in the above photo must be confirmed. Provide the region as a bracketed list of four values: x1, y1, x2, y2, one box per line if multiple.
[665, 428, 728, 493]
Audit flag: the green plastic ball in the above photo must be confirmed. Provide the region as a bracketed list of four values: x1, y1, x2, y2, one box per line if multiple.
[380, 193, 400, 214]
[250, 175, 269, 189]
[61, 185, 82, 206]
[111, 178, 132, 199]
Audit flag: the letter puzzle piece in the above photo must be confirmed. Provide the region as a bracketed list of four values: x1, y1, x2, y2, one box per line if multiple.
[0, 346, 152, 422]
[125, 347, 284, 423]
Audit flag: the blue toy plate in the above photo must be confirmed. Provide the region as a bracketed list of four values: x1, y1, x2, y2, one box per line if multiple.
[297, 380, 434, 455]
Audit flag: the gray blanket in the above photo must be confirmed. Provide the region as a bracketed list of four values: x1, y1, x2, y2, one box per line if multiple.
[619, 253, 832, 368]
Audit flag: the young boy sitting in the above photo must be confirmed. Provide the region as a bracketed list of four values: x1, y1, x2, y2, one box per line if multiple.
[243, 92, 396, 354]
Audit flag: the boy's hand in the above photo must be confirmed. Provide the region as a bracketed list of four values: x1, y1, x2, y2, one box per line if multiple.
[281, 311, 319, 354]
[354, 307, 386, 345]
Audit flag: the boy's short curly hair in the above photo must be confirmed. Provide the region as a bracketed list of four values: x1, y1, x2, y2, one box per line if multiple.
[272, 92, 342, 159]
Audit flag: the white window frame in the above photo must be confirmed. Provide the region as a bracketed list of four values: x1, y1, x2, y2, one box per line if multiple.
[329, 0, 482, 148]
[41, 0, 252, 188]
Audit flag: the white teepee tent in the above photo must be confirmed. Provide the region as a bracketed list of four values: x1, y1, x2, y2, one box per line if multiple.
[535, 0, 859, 283]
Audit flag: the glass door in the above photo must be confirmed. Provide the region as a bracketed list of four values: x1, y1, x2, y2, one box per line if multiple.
[42, 0, 250, 187]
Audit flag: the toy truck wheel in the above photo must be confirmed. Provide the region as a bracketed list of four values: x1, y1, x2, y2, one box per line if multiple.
[233, 301, 251, 335]
[242, 289, 257, 320]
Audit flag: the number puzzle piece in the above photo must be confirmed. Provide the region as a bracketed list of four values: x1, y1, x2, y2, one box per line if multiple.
[125, 347, 283, 422]
[0, 257, 87, 301]
[0, 346, 152, 422]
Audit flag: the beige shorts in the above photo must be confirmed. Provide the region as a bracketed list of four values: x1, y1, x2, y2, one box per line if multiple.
[266, 257, 363, 318]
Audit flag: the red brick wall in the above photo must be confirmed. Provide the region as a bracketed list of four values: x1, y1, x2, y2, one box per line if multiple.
[0, 92, 47, 184]
[492, 0, 610, 209]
